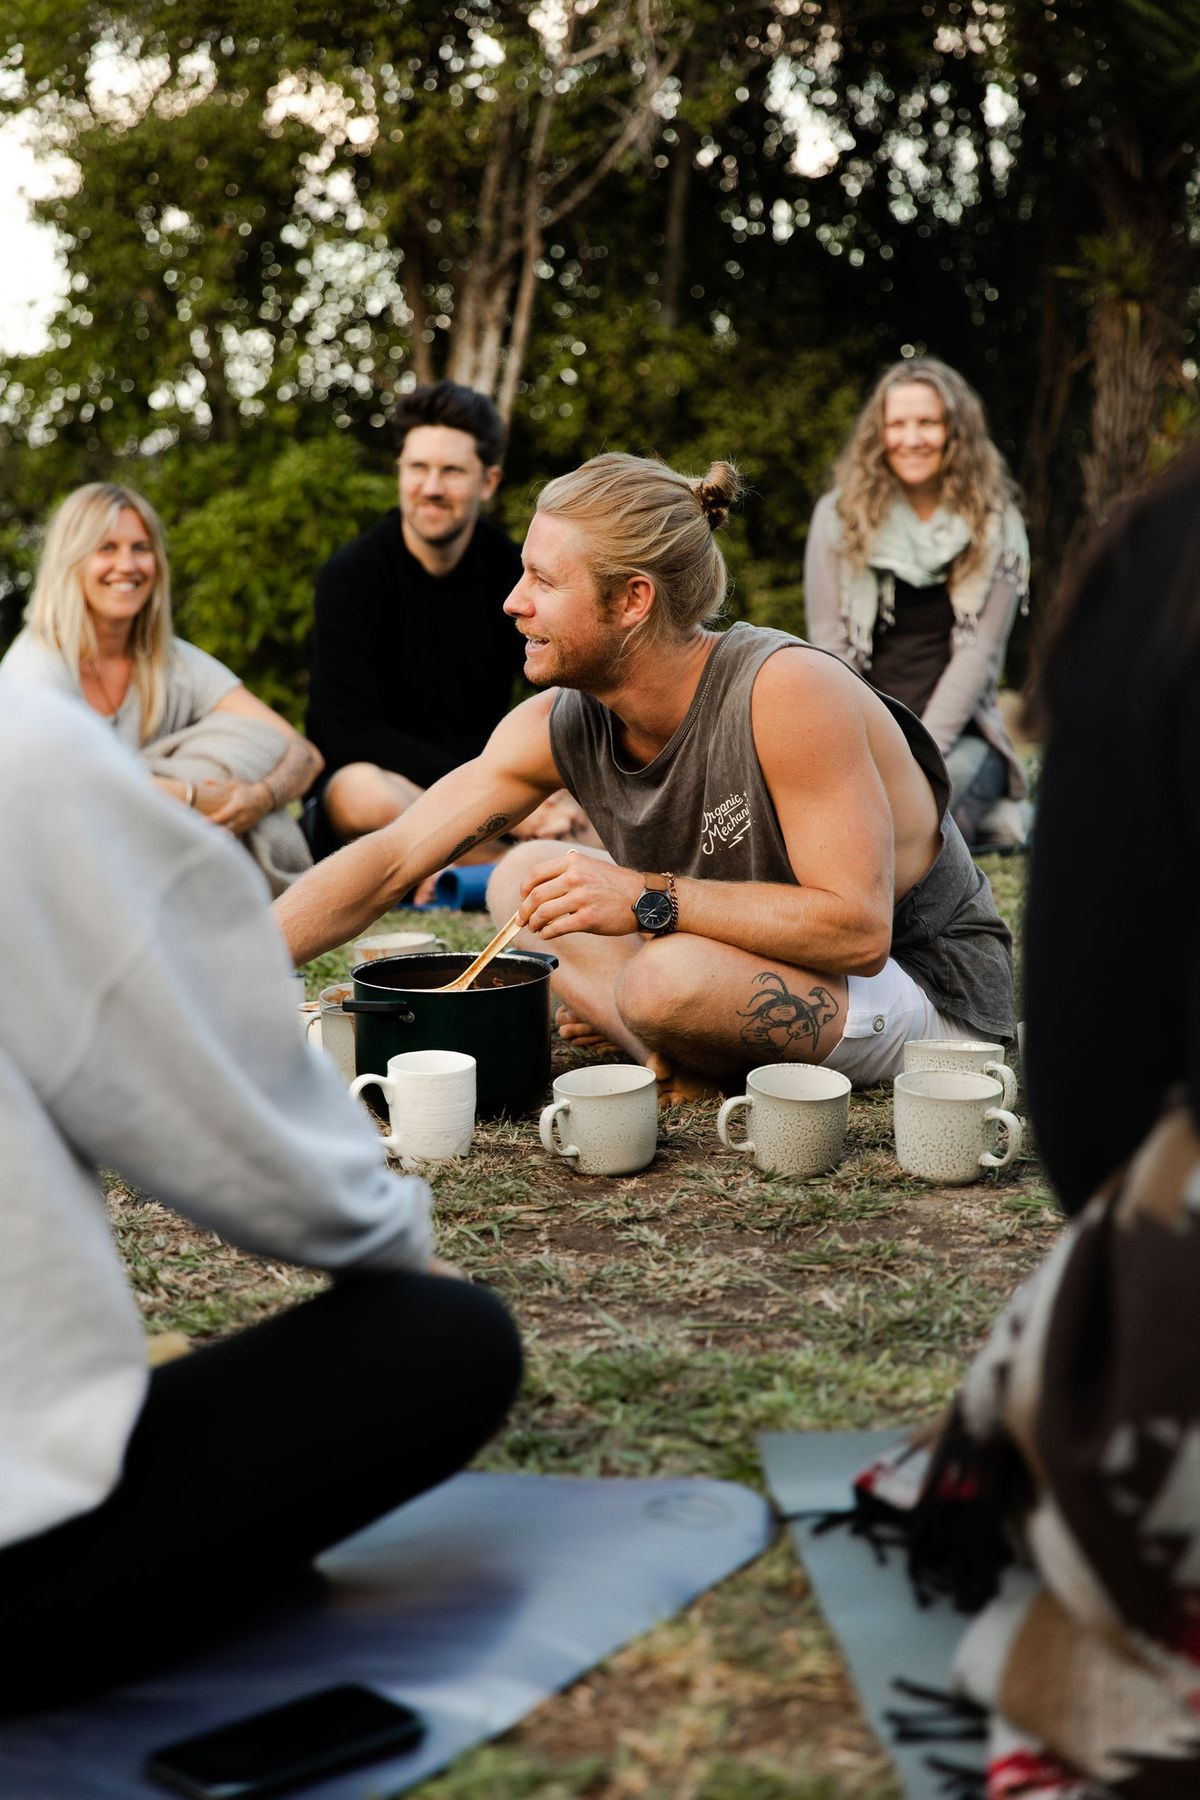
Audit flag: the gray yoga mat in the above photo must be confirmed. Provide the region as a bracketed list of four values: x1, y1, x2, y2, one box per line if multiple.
[759, 1429, 986, 1800]
[0, 1471, 771, 1800]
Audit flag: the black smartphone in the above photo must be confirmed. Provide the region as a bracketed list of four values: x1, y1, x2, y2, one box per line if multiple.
[145, 1683, 425, 1799]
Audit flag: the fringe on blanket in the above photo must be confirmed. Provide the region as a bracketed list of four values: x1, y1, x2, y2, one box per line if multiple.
[846, 1101, 1200, 1797]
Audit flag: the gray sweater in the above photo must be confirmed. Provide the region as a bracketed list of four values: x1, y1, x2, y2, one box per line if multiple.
[0, 682, 432, 1549]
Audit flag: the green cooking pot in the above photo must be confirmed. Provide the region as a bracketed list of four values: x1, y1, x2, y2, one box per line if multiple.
[344, 949, 559, 1118]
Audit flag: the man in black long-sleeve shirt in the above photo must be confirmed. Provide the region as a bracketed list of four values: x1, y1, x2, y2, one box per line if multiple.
[306, 382, 526, 842]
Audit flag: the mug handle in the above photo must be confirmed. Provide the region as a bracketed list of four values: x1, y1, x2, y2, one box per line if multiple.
[348, 1072, 404, 1156]
[716, 1095, 755, 1156]
[981, 1107, 1023, 1171]
[349, 1071, 387, 1105]
[304, 1014, 323, 1044]
[983, 1059, 1018, 1109]
[539, 1099, 579, 1160]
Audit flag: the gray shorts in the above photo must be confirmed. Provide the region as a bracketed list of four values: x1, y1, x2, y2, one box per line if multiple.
[819, 959, 974, 1087]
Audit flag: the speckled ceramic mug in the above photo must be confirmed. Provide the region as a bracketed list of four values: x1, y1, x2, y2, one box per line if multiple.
[716, 1064, 851, 1176]
[893, 1069, 1023, 1185]
[903, 1039, 1018, 1109]
[539, 1064, 658, 1175]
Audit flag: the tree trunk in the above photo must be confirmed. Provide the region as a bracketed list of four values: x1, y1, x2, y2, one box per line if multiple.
[1078, 123, 1189, 528]
[660, 45, 701, 335]
[496, 226, 542, 423]
[661, 116, 694, 334]
[399, 237, 435, 384]
[1080, 291, 1172, 527]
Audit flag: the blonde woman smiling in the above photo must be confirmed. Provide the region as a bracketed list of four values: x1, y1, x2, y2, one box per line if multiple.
[2, 482, 322, 890]
[805, 359, 1029, 848]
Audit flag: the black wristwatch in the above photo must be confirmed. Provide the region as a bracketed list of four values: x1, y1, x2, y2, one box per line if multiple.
[631, 871, 679, 935]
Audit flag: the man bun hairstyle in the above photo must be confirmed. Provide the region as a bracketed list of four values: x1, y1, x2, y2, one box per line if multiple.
[536, 452, 742, 646]
[694, 461, 741, 531]
[391, 379, 506, 468]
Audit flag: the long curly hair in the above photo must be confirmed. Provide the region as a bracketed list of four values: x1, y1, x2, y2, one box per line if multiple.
[832, 359, 1016, 583]
[26, 482, 173, 743]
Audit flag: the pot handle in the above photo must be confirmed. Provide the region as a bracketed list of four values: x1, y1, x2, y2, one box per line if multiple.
[341, 999, 416, 1021]
[522, 950, 559, 972]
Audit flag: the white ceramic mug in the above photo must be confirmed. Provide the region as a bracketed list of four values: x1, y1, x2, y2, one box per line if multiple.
[351, 930, 447, 963]
[717, 1064, 851, 1176]
[304, 983, 356, 1084]
[539, 1064, 658, 1175]
[903, 1038, 1018, 1109]
[350, 1049, 476, 1166]
[893, 1069, 1023, 1185]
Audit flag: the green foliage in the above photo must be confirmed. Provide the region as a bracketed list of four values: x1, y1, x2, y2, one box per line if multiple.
[147, 434, 395, 720]
[2, 0, 1200, 699]
[505, 306, 864, 637]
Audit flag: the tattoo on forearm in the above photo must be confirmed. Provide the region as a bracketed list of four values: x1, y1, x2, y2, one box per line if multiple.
[737, 972, 839, 1055]
[445, 815, 511, 864]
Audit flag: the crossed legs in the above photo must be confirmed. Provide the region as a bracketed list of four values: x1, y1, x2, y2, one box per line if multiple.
[487, 841, 849, 1099]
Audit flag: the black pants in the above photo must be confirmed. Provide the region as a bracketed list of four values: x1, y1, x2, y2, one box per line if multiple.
[0, 1271, 522, 1715]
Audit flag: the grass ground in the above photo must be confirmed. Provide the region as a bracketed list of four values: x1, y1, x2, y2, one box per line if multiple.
[108, 854, 1052, 1800]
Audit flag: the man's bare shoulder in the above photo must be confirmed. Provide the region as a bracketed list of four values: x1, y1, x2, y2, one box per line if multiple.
[492, 686, 557, 743]
[751, 641, 865, 721]
[486, 687, 561, 780]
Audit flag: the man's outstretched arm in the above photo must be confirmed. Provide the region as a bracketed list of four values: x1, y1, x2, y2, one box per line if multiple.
[274, 691, 562, 965]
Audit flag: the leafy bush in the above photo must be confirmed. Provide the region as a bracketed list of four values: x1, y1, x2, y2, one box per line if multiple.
[154, 435, 395, 724]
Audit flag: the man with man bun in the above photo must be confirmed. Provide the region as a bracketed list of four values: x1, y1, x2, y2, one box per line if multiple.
[276, 452, 1013, 1098]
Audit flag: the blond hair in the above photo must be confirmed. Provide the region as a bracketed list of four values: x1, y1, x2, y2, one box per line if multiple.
[27, 482, 173, 742]
[832, 359, 1015, 583]
[535, 452, 741, 646]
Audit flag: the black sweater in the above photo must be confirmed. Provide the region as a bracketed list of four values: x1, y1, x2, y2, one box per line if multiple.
[306, 510, 525, 788]
[1024, 460, 1200, 1212]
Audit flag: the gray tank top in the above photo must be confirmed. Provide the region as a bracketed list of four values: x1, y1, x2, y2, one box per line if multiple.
[549, 621, 1014, 1041]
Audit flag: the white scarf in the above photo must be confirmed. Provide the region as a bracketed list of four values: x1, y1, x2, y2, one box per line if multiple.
[828, 493, 1030, 666]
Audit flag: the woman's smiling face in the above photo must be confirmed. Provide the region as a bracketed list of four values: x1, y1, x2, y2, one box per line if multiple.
[80, 507, 157, 628]
[882, 381, 948, 498]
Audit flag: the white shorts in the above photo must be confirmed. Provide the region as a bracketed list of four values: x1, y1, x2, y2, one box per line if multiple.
[819, 959, 974, 1088]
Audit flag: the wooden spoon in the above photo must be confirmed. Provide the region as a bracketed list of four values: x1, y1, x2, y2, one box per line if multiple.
[433, 910, 524, 993]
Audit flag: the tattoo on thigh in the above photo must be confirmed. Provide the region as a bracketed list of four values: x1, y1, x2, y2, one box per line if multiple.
[445, 815, 511, 864]
[737, 972, 839, 1055]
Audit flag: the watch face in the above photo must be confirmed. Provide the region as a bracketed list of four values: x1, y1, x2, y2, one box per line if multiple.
[635, 891, 674, 932]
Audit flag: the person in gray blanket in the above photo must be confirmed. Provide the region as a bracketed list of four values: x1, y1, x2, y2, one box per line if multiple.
[1, 480, 322, 893]
[0, 681, 521, 1713]
[275, 452, 1013, 1102]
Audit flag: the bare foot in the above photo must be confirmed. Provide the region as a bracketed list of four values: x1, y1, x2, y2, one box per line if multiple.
[646, 1051, 723, 1107]
[555, 1003, 620, 1054]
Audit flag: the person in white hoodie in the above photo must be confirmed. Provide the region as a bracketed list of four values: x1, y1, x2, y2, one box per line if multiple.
[0, 679, 521, 1715]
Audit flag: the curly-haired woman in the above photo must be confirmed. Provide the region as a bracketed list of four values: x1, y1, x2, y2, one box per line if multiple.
[805, 358, 1030, 848]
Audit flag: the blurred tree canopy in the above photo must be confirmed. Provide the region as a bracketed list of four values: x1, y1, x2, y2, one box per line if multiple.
[0, 0, 1197, 716]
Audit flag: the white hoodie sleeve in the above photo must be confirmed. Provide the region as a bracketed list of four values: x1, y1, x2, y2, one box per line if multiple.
[0, 685, 432, 1274]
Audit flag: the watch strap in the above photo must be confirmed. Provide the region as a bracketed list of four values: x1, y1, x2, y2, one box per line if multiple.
[633, 870, 679, 934]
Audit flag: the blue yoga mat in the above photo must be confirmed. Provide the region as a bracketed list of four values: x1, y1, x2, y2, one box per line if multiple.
[760, 1430, 985, 1800]
[432, 864, 496, 911]
[0, 1471, 772, 1800]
